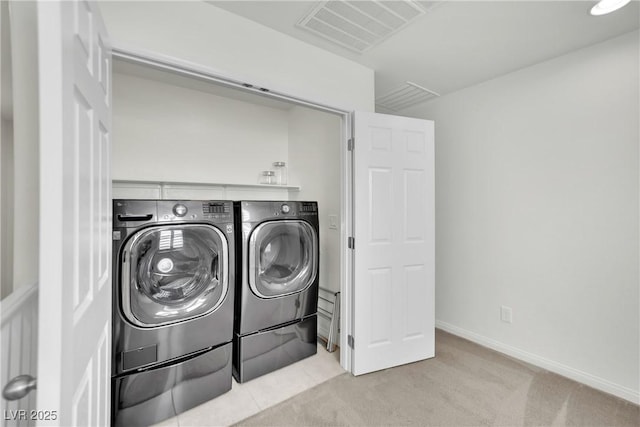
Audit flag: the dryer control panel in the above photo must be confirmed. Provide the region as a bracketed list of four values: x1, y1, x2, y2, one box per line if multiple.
[298, 201, 318, 218]
[275, 202, 318, 217]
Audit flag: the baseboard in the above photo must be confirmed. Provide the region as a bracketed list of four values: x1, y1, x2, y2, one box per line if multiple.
[435, 320, 640, 405]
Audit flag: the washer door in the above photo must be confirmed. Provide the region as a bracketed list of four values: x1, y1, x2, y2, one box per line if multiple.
[121, 224, 228, 327]
[249, 220, 318, 298]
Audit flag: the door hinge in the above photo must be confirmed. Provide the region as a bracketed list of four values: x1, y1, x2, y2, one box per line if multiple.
[347, 138, 354, 151]
[348, 335, 354, 349]
[348, 236, 355, 249]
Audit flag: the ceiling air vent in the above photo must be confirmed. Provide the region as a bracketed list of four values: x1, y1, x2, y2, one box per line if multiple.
[297, 1, 428, 53]
[375, 81, 440, 112]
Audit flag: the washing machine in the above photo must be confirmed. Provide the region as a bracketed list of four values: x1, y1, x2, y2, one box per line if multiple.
[233, 200, 319, 383]
[111, 200, 235, 427]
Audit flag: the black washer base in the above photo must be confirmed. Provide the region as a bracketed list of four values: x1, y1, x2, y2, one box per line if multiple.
[112, 342, 232, 427]
[233, 315, 317, 383]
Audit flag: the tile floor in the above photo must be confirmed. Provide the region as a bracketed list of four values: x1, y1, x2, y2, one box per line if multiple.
[152, 343, 344, 427]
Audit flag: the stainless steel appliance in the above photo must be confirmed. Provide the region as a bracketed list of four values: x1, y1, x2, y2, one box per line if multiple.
[233, 201, 319, 383]
[111, 200, 235, 426]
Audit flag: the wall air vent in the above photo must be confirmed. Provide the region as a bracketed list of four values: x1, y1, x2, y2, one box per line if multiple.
[375, 81, 440, 112]
[297, 1, 430, 53]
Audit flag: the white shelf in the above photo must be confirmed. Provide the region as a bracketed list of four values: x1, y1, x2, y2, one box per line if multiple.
[112, 179, 300, 191]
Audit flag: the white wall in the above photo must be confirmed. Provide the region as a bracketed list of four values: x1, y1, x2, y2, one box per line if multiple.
[406, 30, 639, 402]
[113, 72, 290, 186]
[1, 118, 13, 300]
[7, 1, 39, 295]
[0, 0, 13, 300]
[288, 107, 343, 338]
[288, 107, 342, 293]
[99, 1, 374, 112]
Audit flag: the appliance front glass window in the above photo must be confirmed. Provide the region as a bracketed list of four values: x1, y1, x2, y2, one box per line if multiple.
[249, 220, 318, 298]
[123, 224, 228, 327]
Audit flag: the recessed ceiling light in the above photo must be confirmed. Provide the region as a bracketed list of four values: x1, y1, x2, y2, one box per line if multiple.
[590, 0, 632, 16]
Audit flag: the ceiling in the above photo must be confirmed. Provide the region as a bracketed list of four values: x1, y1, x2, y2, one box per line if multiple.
[209, 0, 639, 112]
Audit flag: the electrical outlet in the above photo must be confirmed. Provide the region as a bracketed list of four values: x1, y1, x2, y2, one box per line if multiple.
[500, 306, 513, 324]
[328, 215, 338, 230]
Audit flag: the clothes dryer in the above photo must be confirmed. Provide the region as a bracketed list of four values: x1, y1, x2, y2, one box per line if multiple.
[111, 200, 235, 426]
[233, 201, 319, 383]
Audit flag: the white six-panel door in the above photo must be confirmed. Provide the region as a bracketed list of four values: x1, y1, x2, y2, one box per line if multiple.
[37, 1, 112, 425]
[352, 111, 434, 375]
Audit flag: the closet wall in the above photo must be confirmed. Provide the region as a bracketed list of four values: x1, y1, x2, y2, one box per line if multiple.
[288, 107, 342, 295]
[111, 66, 344, 336]
[288, 107, 343, 341]
[112, 68, 293, 201]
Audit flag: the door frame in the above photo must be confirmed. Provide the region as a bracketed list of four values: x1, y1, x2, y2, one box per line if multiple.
[109, 46, 356, 372]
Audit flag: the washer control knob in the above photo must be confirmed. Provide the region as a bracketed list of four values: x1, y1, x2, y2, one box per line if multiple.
[281, 204, 290, 214]
[173, 204, 188, 217]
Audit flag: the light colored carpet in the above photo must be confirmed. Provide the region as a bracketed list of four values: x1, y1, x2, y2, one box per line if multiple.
[235, 330, 639, 426]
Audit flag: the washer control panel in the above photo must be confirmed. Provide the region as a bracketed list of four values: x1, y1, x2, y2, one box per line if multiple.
[203, 202, 229, 214]
[156, 201, 232, 222]
[202, 202, 231, 221]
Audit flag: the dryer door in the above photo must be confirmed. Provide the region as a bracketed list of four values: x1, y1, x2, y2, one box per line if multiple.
[122, 224, 229, 327]
[249, 220, 318, 298]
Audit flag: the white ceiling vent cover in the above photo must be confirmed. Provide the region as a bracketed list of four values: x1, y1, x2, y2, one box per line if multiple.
[297, 1, 428, 53]
[376, 81, 440, 112]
